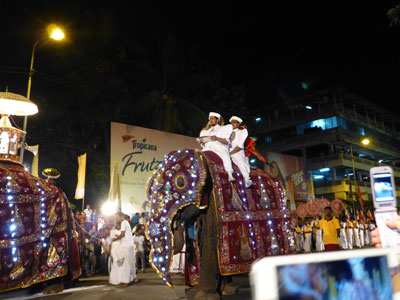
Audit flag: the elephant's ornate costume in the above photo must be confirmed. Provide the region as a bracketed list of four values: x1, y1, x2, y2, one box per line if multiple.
[146, 149, 294, 288]
[0, 161, 81, 292]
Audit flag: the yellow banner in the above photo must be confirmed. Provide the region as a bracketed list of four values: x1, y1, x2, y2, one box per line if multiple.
[25, 144, 39, 177]
[74, 153, 87, 199]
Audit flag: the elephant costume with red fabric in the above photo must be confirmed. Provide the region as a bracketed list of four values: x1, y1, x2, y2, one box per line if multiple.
[146, 149, 294, 298]
[0, 160, 80, 292]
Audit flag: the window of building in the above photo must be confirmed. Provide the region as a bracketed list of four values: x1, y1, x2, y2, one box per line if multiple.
[297, 116, 345, 134]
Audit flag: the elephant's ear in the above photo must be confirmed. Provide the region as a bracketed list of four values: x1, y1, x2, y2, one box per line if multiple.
[145, 149, 207, 287]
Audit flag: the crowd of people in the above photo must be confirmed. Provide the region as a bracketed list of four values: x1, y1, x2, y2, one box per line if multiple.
[293, 206, 376, 253]
[74, 205, 150, 287]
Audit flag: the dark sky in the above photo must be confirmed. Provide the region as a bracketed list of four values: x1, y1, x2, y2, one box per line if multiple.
[1, 1, 400, 111]
[2, 1, 400, 206]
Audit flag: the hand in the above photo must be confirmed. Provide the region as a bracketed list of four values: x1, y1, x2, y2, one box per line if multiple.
[210, 135, 218, 141]
[371, 217, 400, 248]
[371, 228, 381, 248]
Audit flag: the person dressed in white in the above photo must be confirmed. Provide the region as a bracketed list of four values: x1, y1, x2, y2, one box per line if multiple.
[346, 218, 354, 250]
[199, 112, 234, 181]
[338, 219, 348, 250]
[353, 220, 361, 248]
[315, 217, 325, 252]
[359, 221, 365, 247]
[229, 116, 252, 188]
[368, 220, 376, 246]
[302, 219, 312, 253]
[111, 212, 138, 287]
[295, 222, 304, 253]
[109, 223, 130, 285]
[364, 221, 371, 246]
[133, 227, 146, 273]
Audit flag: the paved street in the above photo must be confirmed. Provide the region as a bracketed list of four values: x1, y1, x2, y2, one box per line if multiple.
[0, 269, 251, 300]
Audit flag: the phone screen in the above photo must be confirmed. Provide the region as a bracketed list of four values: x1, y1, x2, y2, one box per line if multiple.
[373, 173, 394, 202]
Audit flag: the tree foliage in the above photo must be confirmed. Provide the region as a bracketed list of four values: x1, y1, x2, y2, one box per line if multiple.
[26, 8, 248, 209]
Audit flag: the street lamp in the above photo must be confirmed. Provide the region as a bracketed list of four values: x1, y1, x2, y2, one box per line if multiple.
[19, 24, 65, 163]
[349, 137, 371, 214]
[361, 138, 370, 146]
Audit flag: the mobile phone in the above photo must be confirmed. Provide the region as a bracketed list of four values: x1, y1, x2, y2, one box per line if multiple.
[370, 166, 400, 248]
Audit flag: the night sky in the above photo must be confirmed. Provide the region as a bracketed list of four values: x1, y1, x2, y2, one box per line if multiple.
[1, 1, 400, 110]
[1, 1, 400, 207]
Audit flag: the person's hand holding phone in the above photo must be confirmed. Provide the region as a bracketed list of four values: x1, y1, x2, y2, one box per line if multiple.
[371, 216, 400, 248]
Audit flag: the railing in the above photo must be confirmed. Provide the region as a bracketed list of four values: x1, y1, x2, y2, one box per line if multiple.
[308, 152, 400, 174]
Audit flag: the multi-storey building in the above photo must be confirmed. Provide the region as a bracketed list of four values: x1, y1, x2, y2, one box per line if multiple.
[251, 85, 400, 209]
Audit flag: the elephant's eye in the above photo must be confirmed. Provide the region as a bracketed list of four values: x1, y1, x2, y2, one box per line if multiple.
[175, 175, 186, 189]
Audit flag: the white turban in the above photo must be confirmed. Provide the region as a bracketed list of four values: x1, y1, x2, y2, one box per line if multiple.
[209, 112, 221, 119]
[229, 116, 243, 123]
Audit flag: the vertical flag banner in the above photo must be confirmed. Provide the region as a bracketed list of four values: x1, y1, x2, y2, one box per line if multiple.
[110, 122, 199, 215]
[367, 210, 373, 221]
[345, 208, 351, 220]
[25, 144, 39, 177]
[75, 153, 87, 200]
[108, 162, 121, 210]
[356, 183, 365, 212]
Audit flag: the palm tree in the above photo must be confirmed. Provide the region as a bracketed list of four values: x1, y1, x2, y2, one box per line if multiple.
[388, 4, 400, 26]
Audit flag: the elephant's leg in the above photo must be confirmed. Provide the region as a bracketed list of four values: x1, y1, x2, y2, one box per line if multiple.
[42, 278, 65, 294]
[197, 194, 220, 297]
[173, 219, 185, 254]
[221, 275, 239, 296]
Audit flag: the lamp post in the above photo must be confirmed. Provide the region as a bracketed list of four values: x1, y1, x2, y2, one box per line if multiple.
[349, 145, 357, 214]
[20, 25, 65, 163]
[349, 137, 370, 215]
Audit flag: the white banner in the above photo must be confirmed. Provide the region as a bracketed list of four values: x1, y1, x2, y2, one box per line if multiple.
[110, 122, 199, 215]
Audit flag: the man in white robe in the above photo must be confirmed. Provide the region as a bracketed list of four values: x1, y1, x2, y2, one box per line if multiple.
[109, 223, 131, 285]
[112, 212, 138, 287]
[229, 116, 252, 188]
[199, 112, 234, 181]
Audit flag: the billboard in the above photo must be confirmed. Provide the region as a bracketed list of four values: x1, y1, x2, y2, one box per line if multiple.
[110, 122, 199, 215]
[264, 152, 309, 210]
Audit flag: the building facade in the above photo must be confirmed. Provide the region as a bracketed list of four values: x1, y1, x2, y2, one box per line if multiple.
[251, 86, 400, 210]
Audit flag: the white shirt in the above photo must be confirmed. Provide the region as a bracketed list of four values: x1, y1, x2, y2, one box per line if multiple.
[133, 235, 145, 252]
[139, 217, 146, 225]
[230, 128, 248, 151]
[120, 220, 134, 248]
[84, 208, 93, 222]
[200, 124, 232, 151]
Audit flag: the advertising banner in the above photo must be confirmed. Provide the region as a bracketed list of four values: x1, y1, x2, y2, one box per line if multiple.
[110, 122, 199, 215]
[264, 152, 309, 209]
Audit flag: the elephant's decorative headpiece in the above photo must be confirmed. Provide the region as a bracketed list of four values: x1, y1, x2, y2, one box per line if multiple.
[145, 149, 207, 287]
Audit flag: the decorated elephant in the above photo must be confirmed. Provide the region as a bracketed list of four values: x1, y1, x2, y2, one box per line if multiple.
[146, 149, 294, 298]
[0, 160, 81, 293]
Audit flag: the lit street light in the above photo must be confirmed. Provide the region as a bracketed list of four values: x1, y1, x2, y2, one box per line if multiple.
[361, 138, 370, 145]
[20, 24, 65, 163]
[349, 137, 370, 214]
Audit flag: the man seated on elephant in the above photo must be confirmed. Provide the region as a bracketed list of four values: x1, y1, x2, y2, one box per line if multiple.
[229, 115, 252, 188]
[199, 112, 234, 182]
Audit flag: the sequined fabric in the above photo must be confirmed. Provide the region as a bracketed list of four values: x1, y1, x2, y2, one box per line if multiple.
[146, 149, 293, 288]
[0, 161, 81, 292]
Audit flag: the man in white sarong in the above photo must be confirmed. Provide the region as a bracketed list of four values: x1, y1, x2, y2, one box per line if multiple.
[112, 212, 138, 287]
[359, 221, 365, 247]
[368, 220, 375, 246]
[339, 218, 348, 250]
[229, 116, 252, 188]
[346, 218, 354, 250]
[302, 219, 312, 253]
[109, 222, 130, 285]
[353, 219, 361, 248]
[199, 112, 234, 181]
